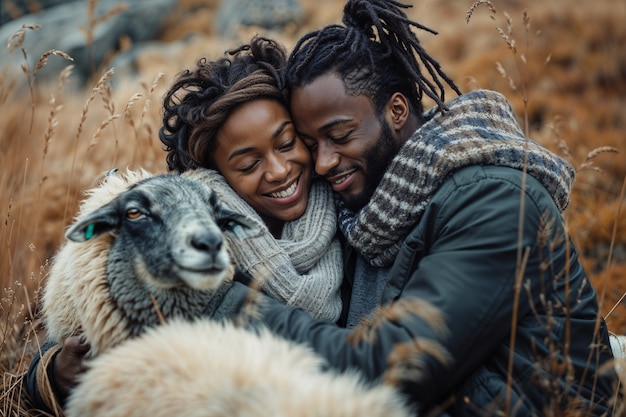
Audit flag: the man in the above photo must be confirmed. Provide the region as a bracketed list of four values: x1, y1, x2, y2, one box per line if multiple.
[231, 0, 616, 414]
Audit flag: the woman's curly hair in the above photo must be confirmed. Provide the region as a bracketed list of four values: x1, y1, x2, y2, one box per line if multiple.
[159, 36, 288, 173]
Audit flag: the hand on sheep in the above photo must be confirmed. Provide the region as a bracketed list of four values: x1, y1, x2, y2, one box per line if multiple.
[53, 335, 90, 402]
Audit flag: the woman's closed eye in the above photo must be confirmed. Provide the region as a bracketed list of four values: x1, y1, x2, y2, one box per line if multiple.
[238, 159, 260, 173]
[278, 137, 297, 152]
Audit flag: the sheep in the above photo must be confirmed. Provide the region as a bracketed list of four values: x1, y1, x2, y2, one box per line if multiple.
[42, 168, 414, 417]
[65, 318, 414, 417]
[42, 168, 263, 356]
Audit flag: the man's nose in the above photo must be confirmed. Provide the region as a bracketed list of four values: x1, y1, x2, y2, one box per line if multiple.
[314, 142, 339, 177]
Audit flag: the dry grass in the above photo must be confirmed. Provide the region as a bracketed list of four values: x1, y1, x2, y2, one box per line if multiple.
[1, 0, 625, 415]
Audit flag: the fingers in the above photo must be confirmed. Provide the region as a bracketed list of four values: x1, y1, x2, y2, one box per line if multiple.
[64, 334, 91, 372]
[64, 334, 91, 356]
[53, 335, 91, 400]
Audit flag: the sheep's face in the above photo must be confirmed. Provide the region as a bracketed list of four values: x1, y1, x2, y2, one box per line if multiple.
[66, 174, 260, 292]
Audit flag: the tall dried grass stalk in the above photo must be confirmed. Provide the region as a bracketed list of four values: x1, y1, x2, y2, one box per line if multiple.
[346, 297, 448, 346]
[130, 72, 165, 166]
[65, 67, 115, 226]
[384, 337, 452, 387]
[506, 246, 530, 416]
[8, 25, 73, 134]
[99, 77, 119, 166]
[79, 0, 129, 78]
[8, 159, 30, 288]
[33, 50, 73, 79]
[577, 147, 620, 173]
[6, 24, 40, 53]
[32, 65, 73, 242]
[7, 23, 39, 133]
[466, 0, 496, 23]
[603, 175, 626, 321]
[464, 4, 621, 414]
[469, 5, 532, 412]
[0, 71, 17, 105]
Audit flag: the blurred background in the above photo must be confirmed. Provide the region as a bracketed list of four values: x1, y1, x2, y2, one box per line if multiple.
[1, 0, 625, 354]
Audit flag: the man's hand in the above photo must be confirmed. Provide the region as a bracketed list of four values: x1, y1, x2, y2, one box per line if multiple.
[53, 335, 90, 401]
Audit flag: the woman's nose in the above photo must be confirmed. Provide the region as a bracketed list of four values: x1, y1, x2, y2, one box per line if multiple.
[264, 154, 289, 182]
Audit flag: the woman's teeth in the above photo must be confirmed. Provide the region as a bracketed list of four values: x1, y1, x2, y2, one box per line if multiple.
[269, 180, 297, 198]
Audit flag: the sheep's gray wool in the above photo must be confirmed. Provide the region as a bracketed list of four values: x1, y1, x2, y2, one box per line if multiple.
[42, 168, 262, 356]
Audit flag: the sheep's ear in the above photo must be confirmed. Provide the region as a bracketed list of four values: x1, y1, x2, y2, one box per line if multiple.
[66, 204, 120, 242]
[216, 207, 263, 239]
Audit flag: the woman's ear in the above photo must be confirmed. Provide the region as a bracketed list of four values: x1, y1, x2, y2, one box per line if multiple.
[385, 92, 410, 131]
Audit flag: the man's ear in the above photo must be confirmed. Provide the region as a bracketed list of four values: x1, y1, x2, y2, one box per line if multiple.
[385, 92, 410, 131]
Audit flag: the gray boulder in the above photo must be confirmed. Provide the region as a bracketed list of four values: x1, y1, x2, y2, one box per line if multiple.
[214, 0, 303, 38]
[1, 0, 73, 25]
[0, 0, 176, 88]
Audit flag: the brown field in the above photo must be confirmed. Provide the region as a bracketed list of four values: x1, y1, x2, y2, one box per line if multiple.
[1, 0, 625, 415]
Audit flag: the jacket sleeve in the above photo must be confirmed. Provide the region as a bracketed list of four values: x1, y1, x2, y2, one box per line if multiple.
[214, 280, 423, 378]
[25, 338, 65, 414]
[212, 167, 570, 410]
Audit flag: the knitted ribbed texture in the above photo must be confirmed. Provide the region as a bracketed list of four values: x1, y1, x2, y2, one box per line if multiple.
[187, 169, 343, 322]
[338, 89, 576, 267]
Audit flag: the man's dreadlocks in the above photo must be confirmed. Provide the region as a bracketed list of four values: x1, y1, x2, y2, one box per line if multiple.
[285, 0, 461, 115]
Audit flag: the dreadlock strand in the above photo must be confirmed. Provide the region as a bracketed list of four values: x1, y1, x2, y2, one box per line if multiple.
[285, 0, 460, 115]
[373, 2, 438, 96]
[373, 0, 461, 109]
[350, 0, 436, 106]
[289, 28, 324, 76]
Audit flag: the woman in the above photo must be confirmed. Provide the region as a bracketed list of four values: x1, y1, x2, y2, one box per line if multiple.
[26, 36, 343, 414]
[159, 36, 342, 321]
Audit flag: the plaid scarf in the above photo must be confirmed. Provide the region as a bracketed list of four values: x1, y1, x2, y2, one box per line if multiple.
[337, 89, 575, 267]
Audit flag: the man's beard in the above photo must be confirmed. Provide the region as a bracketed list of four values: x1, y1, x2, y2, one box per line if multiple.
[343, 118, 401, 212]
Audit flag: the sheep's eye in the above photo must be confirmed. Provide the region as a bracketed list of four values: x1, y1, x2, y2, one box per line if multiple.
[126, 208, 142, 219]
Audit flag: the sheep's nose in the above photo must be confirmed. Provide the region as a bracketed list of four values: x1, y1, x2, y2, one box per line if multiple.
[190, 232, 223, 254]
